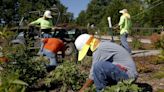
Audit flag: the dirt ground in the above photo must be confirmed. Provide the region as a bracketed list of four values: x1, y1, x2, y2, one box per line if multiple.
[133, 56, 164, 92]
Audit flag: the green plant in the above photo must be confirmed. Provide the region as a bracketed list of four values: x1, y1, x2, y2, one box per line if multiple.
[84, 85, 96, 92]
[136, 60, 153, 73]
[150, 33, 164, 49]
[157, 89, 164, 92]
[1, 44, 47, 85]
[44, 61, 88, 92]
[0, 70, 28, 92]
[152, 69, 164, 79]
[103, 79, 141, 92]
[0, 26, 15, 46]
[131, 37, 142, 50]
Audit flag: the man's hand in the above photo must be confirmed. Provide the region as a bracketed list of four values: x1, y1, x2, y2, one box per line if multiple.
[79, 79, 93, 92]
[113, 24, 119, 30]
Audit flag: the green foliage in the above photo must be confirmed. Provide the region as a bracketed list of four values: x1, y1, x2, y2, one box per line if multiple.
[103, 79, 142, 92]
[76, 0, 163, 35]
[157, 89, 164, 92]
[0, 70, 28, 92]
[84, 85, 96, 92]
[0, 26, 15, 46]
[0, 44, 47, 85]
[152, 71, 164, 79]
[131, 37, 142, 50]
[44, 61, 88, 92]
[150, 34, 164, 49]
[0, 0, 72, 26]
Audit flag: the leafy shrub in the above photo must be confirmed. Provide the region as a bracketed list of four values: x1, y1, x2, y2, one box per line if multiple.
[0, 26, 15, 46]
[148, 55, 164, 65]
[103, 79, 141, 92]
[131, 38, 142, 50]
[44, 61, 88, 92]
[150, 34, 164, 62]
[0, 70, 28, 92]
[150, 33, 164, 49]
[152, 71, 164, 79]
[135, 60, 153, 73]
[152, 67, 164, 79]
[0, 44, 47, 85]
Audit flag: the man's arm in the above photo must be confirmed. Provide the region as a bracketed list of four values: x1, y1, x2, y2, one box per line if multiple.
[79, 78, 94, 92]
[29, 18, 40, 26]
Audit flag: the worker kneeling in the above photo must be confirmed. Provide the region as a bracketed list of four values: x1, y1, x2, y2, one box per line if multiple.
[41, 38, 64, 72]
[75, 34, 138, 92]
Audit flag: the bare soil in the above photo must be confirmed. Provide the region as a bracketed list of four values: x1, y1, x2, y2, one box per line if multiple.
[133, 56, 164, 92]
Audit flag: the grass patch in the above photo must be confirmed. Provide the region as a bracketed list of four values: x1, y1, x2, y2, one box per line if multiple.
[152, 71, 164, 79]
[157, 89, 164, 92]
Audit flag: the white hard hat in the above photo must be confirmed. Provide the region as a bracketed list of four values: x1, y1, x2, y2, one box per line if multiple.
[75, 34, 90, 51]
[75, 34, 100, 61]
[119, 9, 128, 14]
[43, 10, 52, 18]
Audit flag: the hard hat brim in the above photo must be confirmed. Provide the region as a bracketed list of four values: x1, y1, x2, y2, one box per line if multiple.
[78, 44, 90, 61]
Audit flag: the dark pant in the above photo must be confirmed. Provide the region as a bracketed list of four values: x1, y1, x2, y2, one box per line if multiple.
[93, 61, 129, 92]
[120, 33, 131, 53]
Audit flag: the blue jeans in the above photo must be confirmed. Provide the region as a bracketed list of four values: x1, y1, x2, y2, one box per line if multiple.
[41, 33, 52, 38]
[120, 33, 131, 53]
[93, 61, 129, 92]
[42, 49, 57, 66]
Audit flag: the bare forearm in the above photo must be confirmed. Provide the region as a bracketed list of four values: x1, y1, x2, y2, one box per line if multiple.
[79, 79, 93, 92]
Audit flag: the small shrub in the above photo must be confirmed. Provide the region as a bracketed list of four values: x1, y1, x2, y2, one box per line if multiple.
[148, 55, 164, 65]
[136, 60, 153, 73]
[150, 33, 164, 49]
[131, 38, 142, 50]
[103, 79, 141, 92]
[0, 70, 28, 92]
[1, 44, 47, 85]
[44, 61, 88, 92]
[152, 71, 164, 79]
[84, 85, 96, 92]
[157, 89, 164, 92]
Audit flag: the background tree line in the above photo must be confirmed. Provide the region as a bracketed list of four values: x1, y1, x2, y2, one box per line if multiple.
[76, 0, 164, 30]
[0, 0, 74, 27]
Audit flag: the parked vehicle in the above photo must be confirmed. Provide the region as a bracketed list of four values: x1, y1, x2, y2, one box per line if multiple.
[11, 26, 87, 62]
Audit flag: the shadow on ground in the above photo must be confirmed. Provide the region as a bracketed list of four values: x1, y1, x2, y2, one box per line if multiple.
[136, 83, 153, 92]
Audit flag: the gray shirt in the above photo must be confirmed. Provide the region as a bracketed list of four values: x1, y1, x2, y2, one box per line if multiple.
[89, 40, 138, 80]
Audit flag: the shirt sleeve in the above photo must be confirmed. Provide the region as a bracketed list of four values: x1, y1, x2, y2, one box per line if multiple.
[30, 18, 41, 25]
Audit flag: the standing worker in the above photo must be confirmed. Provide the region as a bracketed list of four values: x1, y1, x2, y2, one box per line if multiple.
[41, 38, 64, 72]
[118, 9, 132, 53]
[75, 34, 138, 92]
[29, 10, 54, 55]
[29, 10, 54, 38]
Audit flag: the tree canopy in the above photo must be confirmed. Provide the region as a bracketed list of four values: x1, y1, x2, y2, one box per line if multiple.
[0, 0, 73, 27]
[76, 0, 164, 29]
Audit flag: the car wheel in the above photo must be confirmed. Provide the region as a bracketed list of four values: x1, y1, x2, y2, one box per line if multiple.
[63, 42, 78, 63]
[64, 42, 75, 56]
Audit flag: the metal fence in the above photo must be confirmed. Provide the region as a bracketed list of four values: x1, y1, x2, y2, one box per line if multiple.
[87, 27, 164, 37]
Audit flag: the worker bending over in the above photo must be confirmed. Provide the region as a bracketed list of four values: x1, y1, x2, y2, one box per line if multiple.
[41, 38, 64, 71]
[75, 34, 138, 92]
